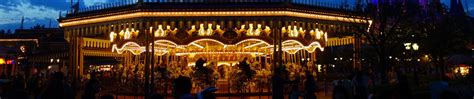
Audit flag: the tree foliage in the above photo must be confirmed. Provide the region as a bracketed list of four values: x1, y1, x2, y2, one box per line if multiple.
[350, 2, 426, 83]
[421, 5, 473, 75]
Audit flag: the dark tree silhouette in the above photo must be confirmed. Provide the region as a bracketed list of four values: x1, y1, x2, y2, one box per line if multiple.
[348, 2, 426, 84]
[421, 4, 473, 77]
[6, 29, 11, 34]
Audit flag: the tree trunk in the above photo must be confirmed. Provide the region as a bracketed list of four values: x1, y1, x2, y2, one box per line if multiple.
[379, 56, 389, 84]
[377, 45, 389, 85]
[438, 58, 446, 78]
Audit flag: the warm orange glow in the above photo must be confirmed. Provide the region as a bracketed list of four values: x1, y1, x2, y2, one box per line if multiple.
[112, 38, 323, 55]
[454, 65, 471, 76]
[0, 58, 5, 65]
[326, 36, 354, 47]
[6, 60, 13, 65]
[60, 11, 368, 27]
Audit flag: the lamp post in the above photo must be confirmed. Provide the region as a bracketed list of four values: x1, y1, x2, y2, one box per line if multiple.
[404, 42, 420, 85]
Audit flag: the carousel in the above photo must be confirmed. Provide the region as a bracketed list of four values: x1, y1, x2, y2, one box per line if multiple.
[109, 23, 327, 93]
[59, 0, 368, 95]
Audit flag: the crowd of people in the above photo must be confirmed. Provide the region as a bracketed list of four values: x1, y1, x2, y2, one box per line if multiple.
[0, 71, 74, 99]
[0, 56, 471, 99]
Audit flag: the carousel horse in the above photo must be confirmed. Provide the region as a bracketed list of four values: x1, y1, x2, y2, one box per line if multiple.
[192, 58, 216, 90]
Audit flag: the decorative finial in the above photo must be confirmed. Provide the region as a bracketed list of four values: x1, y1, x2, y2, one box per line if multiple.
[20, 16, 24, 29]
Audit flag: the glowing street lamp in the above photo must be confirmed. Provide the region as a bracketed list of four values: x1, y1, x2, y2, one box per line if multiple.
[412, 43, 419, 51]
[404, 43, 412, 50]
[404, 43, 419, 51]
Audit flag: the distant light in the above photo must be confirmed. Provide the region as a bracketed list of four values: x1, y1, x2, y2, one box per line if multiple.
[48, 66, 52, 69]
[404, 43, 412, 50]
[412, 43, 419, 51]
[334, 58, 338, 60]
[389, 56, 392, 59]
[339, 57, 343, 60]
[331, 65, 335, 67]
[56, 59, 60, 62]
[317, 65, 322, 72]
[417, 59, 421, 61]
[0, 58, 5, 65]
[20, 46, 26, 53]
[424, 55, 429, 58]
[6, 60, 13, 65]
[50, 59, 54, 63]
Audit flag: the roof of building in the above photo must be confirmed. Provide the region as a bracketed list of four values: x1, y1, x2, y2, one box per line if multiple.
[61, 0, 359, 20]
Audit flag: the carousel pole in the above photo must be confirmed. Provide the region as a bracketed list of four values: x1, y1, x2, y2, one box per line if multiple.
[291, 53, 295, 64]
[264, 49, 268, 68]
[294, 52, 297, 64]
[271, 25, 277, 98]
[297, 52, 300, 65]
[286, 52, 289, 64]
[267, 49, 270, 68]
[150, 26, 155, 94]
[294, 52, 297, 65]
[278, 25, 283, 67]
[259, 49, 263, 69]
[283, 51, 286, 64]
[294, 53, 297, 64]
[144, 26, 151, 99]
[158, 55, 162, 93]
[206, 42, 209, 61]
[303, 50, 306, 63]
[165, 51, 169, 96]
[277, 21, 284, 94]
[303, 51, 305, 65]
[296, 52, 299, 64]
[289, 53, 293, 64]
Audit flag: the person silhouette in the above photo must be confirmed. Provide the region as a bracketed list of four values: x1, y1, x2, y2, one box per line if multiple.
[304, 71, 317, 99]
[333, 81, 350, 99]
[173, 76, 193, 99]
[42, 72, 73, 99]
[239, 57, 253, 78]
[83, 73, 101, 99]
[196, 58, 206, 70]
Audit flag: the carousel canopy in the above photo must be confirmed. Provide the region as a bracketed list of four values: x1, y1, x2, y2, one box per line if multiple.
[110, 25, 326, 56]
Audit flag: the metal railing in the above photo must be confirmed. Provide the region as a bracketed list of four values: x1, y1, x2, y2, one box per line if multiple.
[65, 0, 355, 15]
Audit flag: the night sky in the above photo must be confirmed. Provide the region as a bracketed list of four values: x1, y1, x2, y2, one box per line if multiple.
[0, 0, 473, 31]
